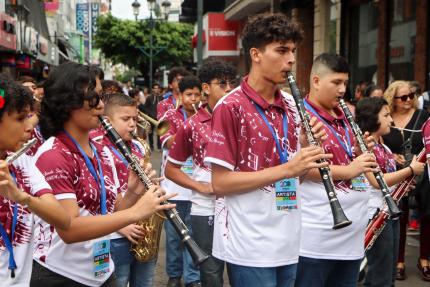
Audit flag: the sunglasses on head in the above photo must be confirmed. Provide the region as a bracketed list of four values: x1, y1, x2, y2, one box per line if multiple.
[394, 93, 415, 102]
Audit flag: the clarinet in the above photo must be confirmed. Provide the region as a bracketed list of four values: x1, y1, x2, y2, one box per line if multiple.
[365, 148, 426, 250]
[286, 72, 352, 229]
[6, 138, 38, 164]
[98, 116, 209, 265]
[338, 99, 402, 218]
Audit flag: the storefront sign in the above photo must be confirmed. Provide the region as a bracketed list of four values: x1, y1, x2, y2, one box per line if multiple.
[0, 13, 17, 51]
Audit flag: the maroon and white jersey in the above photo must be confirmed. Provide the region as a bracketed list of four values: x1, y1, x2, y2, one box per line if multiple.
[32, 132, 120, 286]
[157, 95, 176, 120]
[25, 126, 45, 156]
[168, 105, 214, 216]
[423, 118, 430, 177]
[160, 107, 187, 148]
[160, 107, 192, 201]
[299, 98, 370, 261]
[367, 143, 396, 219]
[204, 77, 301, 267]
[0, 153, 51, 286]
[92, 133, 146, 240]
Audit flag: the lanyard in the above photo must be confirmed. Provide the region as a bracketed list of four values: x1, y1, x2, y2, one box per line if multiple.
[64, 131, 107, 215]
[0, 171, 18, 277]
[254, 104, 289, 164]
[131, 142, 145, 156]
[109, 145, 128, 167]
[304, 99, 353, 159]
[172, 96, 176, 108]
[181, 108, 187, 121]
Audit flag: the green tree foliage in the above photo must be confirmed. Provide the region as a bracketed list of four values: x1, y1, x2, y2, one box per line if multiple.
[94, 14, 194, 73]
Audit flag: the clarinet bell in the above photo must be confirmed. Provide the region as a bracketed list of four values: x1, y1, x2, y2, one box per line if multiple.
[184, 238, 210, 265]
[331, 201, 352, 230]
[385, 195, 402, 219]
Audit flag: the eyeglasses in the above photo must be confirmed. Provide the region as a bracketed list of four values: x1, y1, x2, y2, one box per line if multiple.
[394, 93, 415, 102]
[210, 79, 238, 90]
[84, 92, 101, 108]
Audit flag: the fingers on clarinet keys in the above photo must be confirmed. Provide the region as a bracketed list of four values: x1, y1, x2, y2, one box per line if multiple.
[309, 117, 328, 143]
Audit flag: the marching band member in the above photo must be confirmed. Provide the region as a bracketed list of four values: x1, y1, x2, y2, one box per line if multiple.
[204, 14, 329, 287]
[295, 53, 378, 287]
[160, 75, 202, 287]
[0, 75, 70, 286]
[356, 97, 425, 286]
[165, 59, 236, 287]
[157, 67, 190, 120]
[29, 62, 175, 287]
[93, 92, 158, 287]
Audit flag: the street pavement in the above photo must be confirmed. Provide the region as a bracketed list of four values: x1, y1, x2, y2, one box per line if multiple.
[149, 150, 428, 286]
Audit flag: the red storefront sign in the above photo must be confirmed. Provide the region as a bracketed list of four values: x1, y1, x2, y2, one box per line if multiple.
[0, 13, 17, 51]
[207, 13, 239, 54]
[192, 13, 240, 58]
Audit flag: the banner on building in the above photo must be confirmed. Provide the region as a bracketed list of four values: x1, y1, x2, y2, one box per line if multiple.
[76, 3, 99, 63]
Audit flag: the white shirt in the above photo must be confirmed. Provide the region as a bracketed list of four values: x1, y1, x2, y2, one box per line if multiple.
[299, 181, 369, 260]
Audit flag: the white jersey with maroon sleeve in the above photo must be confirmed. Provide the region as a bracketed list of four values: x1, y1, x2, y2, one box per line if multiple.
[204, 77, 301, 267]
[0, 151, 52, 287]
[298, 99, 370, 260]
[168, 106, 214, 216]
[423, 118, 430, 177]
[32, 132, 120, 287]
[159, 108, 192, 201]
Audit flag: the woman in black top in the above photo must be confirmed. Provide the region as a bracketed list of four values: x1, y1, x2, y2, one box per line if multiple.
[382, 80, 430, 281]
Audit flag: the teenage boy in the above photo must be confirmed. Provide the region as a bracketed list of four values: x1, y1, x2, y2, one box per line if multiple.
[295, 53, 378, 287]
[165, 59, 236, 287]
[160, 75, 202, 287]
[204, 14, 330, 287]
[92, 92, 157, 287]
[157, 67, 190, 120]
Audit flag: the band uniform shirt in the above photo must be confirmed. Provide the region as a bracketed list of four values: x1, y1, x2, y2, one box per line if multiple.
[368, 143, 397, 219]
[204, 76, 301, 267]
[157, 93, 176, 120]
[32, 132, 120, 287]
[92, 132, 145, 240]
[298, 99, 370, 260]
[0, 152, 52, 287]
[168, 104, 215, 216]
[423, 118, 430, 177]
[159, 107, 192, 201]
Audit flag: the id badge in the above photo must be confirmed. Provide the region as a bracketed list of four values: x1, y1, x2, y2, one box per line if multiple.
[181, 157, 193, 176]
[93, 240, 110, 277]
[351, 175, 368, 192]
[275, 178, 297, 211]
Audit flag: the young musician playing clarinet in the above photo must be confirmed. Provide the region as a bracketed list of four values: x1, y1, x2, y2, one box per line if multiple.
[357, 97, 425, 286]
[92, 92, 158, 287]
[160, 75, 202, 287]
[204, 14, 330, 287]
[165, 59, 236, 287]
[0, 75, 70, 286]
[29, 62, 175, 287]
[295, 53, 380, 286]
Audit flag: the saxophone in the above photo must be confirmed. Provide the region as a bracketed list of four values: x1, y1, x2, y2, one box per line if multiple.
[130, 131, 166, 262]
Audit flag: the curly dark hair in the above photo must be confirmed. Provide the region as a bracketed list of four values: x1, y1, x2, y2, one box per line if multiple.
[101, 80, 123, 101]
[355, 97, 388, 133]
[198, 58, 237, 84]
[242, 13, 303, 68]
[168, 66, 190, 84]
[178, 76, 201, 93]
[0, 74, 34, 120]
[39, 62, 99, 139]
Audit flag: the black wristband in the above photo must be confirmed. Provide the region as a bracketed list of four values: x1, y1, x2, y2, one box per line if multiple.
[409, 166, 415, 176]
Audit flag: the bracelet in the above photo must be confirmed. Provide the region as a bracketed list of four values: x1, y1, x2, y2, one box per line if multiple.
[408, 166, 415, 176]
